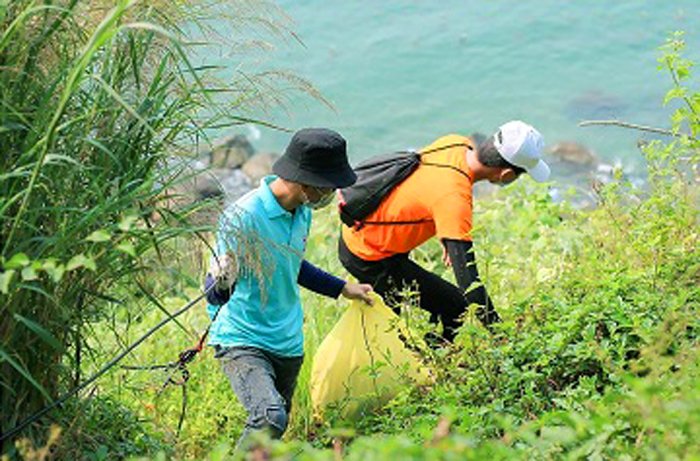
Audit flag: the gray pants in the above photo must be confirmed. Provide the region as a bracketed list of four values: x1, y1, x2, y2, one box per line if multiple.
[216, 345, 304, 447]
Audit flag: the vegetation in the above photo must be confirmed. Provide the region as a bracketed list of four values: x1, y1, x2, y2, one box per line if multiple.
[1, 1, 698, 460]
[0, 0, 304, 457]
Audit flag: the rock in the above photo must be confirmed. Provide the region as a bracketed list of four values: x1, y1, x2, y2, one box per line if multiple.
[546, 141, 600, 167]
[565, 89, 626, 121]
[207, 134, 255, 169]
[160, 155, 207, 178]
[220, 169, 253, 203]
[151, 155, 255, 226]
[192, 168, 230, 199]
[242, 152, 280, 185]
[472, 180, 500, 199]
[193, 168, 252, 201]
[150, 156, 207, 218]
[159, 154, 255, 202]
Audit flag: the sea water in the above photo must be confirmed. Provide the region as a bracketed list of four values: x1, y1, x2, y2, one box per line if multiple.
[207, 1, 699, 183]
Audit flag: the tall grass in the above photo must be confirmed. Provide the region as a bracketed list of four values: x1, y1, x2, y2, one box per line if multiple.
[0, 0, 299, 450]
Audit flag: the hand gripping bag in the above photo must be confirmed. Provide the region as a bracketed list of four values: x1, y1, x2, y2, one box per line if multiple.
[309, 294, 431, 420]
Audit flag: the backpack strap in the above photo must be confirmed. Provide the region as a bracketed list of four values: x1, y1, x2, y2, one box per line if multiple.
[418, 141, 473, 180]
[346, 141, 474, 229]
[352, 217, 433, 230]
[417, 141, 473, 157]
[420, 161, 472, 181]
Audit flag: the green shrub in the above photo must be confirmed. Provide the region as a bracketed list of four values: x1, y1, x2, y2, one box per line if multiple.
[6, 24, 697, 461]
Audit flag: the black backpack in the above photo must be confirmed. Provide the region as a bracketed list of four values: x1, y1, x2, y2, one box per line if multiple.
[338, 142, 472, 229]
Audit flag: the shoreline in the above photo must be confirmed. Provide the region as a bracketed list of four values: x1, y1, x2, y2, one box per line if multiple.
[172, 132, 646, 214]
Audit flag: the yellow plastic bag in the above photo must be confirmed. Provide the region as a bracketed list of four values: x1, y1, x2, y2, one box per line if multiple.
[309, 294, 431, 420]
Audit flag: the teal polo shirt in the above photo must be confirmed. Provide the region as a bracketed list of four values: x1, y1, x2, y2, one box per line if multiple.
[207, 175, 311, 357]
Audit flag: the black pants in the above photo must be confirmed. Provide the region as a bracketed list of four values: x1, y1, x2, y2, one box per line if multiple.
[339, 237, 466, 342]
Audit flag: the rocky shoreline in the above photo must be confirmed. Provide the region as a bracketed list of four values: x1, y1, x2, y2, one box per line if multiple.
[161, 134, 280, 221]
[165, 133, 634, 220]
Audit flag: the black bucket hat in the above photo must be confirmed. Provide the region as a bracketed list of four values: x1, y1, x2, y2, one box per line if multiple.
[272, 128, 357, 188]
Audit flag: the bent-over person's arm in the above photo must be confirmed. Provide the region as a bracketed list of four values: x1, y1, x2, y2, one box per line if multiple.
[443, 238, 501, 328]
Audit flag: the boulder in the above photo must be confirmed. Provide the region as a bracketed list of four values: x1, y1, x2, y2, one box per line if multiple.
[160, 155, 208, 178]
[546, 141, 599, 167]
[193, 168, 252, 201]
[207, 134, 256, 169]
[220, 169, 253, 203]
[241, 152, 280, 185]
[565, 89, 626, 121]
[151, 155, 256, 226]
[149, 156, 208, 219]
[192, 168, 230, 199]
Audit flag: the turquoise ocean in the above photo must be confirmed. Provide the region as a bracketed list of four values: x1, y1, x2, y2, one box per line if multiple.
[212, 1, 700, 181]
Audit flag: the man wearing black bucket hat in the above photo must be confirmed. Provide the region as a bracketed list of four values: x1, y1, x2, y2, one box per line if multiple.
[204, 128, 373, 448]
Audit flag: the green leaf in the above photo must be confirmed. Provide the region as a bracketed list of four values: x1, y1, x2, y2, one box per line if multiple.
[539, 425, 577, 444]
[43, 154, 83, 168]
[4, 252, 30, 269]
[42, 259, 66, 283]
[86, 229, 111, 243]
[0, 269, 15, 294]
[118, 215, 139, 232]
[0, 119, 28, 133]
[66, 254, 96, 272]
[116, 241, 136, 257]
[663, 87, 686, 105]
[21, 265, 39, 281]
[14, 314, 64, 352]
[670, 108, 688, 133]
[95, 445, 109, 461]
[0, 346, 51, 400]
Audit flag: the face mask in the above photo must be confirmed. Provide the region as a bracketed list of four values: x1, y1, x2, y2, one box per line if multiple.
[301, 186, 335, 210]
[307, 191, 334, 210]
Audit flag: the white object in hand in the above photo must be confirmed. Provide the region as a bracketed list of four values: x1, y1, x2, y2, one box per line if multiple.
[209, 251, 238, 291]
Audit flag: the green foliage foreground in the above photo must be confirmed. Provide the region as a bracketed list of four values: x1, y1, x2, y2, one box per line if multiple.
[0, 0, 297, 455]
[139, 34, 696, 461]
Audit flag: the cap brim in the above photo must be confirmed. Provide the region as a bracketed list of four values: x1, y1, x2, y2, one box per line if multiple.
[527, 160, 550, 182]
[272, 156, 357, 188]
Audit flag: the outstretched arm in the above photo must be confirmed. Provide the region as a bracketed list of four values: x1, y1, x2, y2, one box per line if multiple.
[297, 260, 346, 298]
[298, 260, 373, 305]
[205, 258, 373, 306]
[443, 239, 501, 328]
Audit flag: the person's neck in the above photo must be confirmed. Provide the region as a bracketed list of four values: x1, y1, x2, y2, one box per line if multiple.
[466, 148, 496, 183]
[270, 177, 304, 211]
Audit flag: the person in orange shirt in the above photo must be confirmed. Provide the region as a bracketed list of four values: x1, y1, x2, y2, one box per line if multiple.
[338, 121, 550, 344]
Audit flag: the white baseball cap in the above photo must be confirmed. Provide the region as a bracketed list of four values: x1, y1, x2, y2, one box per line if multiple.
[493, 120, 550, 182]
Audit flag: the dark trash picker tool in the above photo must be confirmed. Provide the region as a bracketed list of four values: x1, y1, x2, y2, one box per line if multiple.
[0, 290, 217, 444]
[121, 304, 223, 438]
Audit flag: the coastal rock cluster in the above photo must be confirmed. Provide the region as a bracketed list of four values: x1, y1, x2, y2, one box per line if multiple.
[544, 141, 627, 208]
[163, 133, 628, 221]
[472, 136, 625, 208]
[164, 135, 280, 211]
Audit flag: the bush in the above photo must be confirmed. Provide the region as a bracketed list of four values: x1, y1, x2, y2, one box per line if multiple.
[0, 0, 298, 453]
